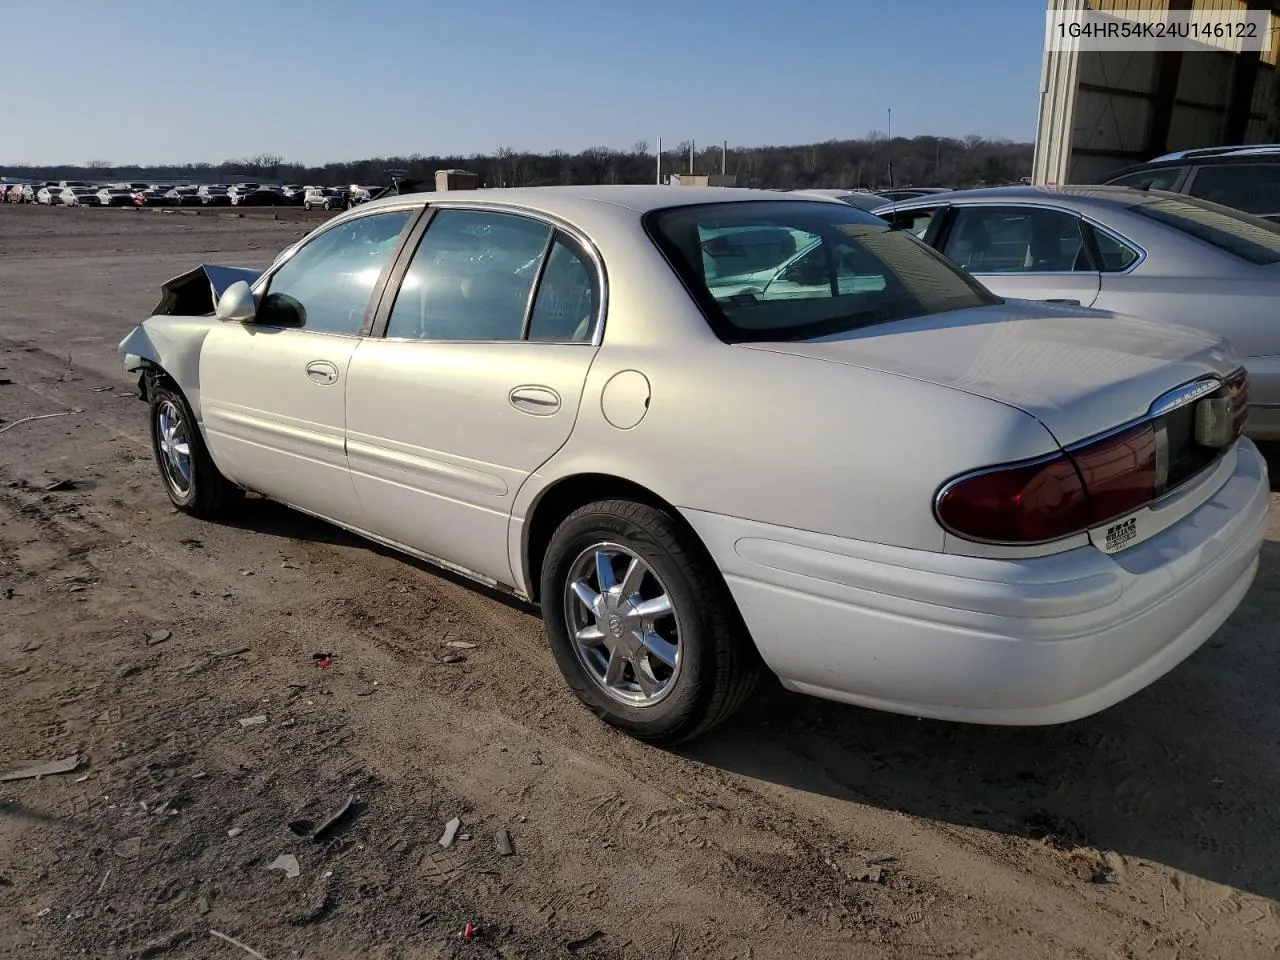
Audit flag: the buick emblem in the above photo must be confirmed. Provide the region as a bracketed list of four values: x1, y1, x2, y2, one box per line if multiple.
[607, 615, 625, 638]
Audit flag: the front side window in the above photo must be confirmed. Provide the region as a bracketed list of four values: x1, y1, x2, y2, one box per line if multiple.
[1128, 194, 1280, 265]
[1107, 167, 1185, 191]
[386, 209, 600, 343]
[1186, 163, 1280, 216]
[941, 206, 1091, 273]
[256, 209, 413, 333]
[646, 200, 995, 342]
[883, 207, 939, 238]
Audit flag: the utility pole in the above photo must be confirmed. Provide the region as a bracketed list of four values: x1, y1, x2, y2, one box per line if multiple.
[656, 136, 662, 184]
[887, 107, 894, 189]
[690, 139, 695, 175]
[722, 140, 727, 175]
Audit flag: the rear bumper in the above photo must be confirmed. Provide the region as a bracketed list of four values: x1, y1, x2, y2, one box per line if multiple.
[683, 440, 1271, 725]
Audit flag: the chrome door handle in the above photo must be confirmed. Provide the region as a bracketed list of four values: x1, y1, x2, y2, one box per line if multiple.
[509, 385, 561, 416]
[305, 360, 339, 384]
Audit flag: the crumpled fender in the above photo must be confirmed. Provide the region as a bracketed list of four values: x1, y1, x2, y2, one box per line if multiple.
[118, 263, 260, 420]
[118, 316, 220, 421]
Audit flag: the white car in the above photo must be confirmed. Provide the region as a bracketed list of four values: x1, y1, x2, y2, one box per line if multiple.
[118, 186, 1270, 743]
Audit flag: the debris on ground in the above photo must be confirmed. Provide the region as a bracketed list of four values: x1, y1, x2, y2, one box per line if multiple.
[496, 829, 515, 857]
[237, 715, 267, 728]
[313, 652, 333, 671]
[445, 640, 478, 649]
[210, 646, 251, 658]
[114, 837, 142, 859]
[197, 896, 210, 916]
[209, 928, 270, 960]
[462, 922, 476, 941]
[440, 816, 461, 848]
[266, 854, 300, 879]
[0, 754, 82, 783]
[44, 479, 79, 492]
[309, 794, 355, 842]
[145, 628, 172, 646]
[227, 827, 243, 838]
[442, 654, 466, 664]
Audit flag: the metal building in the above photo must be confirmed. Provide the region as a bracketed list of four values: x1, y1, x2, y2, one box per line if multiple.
[1034, 0, 1280, 184]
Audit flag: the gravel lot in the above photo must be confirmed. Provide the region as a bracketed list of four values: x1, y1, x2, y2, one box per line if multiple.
[2, 203, 1279, 960]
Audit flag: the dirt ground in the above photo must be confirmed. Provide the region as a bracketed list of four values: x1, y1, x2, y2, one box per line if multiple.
[1, 203, 1279, 960]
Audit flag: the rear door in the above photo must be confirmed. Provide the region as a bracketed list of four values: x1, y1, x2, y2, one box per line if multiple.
[198, 206, 418, 526]
[344, 206, 603, 586]
[935, 205, 1102, 307]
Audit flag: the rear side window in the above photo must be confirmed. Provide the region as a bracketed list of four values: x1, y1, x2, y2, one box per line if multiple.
[1128, 195, 1280, 265]
[645, 200, 996, 342]
[1084, 224, 1141, 272]
[1186, 163, 1280, 216]
[941, 207, 1091, 273]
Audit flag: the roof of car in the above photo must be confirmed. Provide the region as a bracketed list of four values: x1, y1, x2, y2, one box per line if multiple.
[873, 184, 1175, 210]
[361, 184, 835, 216]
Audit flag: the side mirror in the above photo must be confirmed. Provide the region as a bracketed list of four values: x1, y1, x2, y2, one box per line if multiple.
[215, 280, 257, 323]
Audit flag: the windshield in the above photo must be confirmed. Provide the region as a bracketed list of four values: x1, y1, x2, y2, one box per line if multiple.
[1128, 194, 1280, 265]
[644, 200, 996, 341]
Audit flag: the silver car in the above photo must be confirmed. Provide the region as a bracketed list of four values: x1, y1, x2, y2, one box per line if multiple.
[116, 186, 1268, 744]
[875, 185, 1280, 440]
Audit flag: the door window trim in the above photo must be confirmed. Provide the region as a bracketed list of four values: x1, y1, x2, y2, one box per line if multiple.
[923, 200, 1147, 277]
[368, 201, 610, 346]
[246, 202, 427, 338]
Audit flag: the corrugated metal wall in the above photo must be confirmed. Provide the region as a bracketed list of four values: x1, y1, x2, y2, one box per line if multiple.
[1033, 0, 1280, 184]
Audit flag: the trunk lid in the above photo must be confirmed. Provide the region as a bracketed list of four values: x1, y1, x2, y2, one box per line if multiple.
[742, 301, 1240, 446]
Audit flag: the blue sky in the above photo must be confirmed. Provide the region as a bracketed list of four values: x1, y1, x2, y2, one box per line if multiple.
[3, 0, 1045, 166]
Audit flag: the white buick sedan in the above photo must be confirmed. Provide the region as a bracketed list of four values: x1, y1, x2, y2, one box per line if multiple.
[119, 186, 1270, 744]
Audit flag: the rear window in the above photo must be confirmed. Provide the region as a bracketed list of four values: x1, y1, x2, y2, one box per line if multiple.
[644, 200, 997, 342]
[1128, 195, 1280, 265]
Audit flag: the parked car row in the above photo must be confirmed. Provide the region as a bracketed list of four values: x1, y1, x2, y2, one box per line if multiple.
[119, 181, 1269, 744]
[2, 180, 380, 209]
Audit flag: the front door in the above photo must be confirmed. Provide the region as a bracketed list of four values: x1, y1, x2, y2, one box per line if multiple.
[344, 207, 603, 586]
[199, 207, 417, 524]
[937, 205, 1102, 308]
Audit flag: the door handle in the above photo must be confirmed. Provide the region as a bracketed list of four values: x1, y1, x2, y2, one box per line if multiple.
[305, 360, 340, 385]
[509, 385, 561, 416]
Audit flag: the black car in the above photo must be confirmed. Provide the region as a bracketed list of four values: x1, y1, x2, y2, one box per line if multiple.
[1099, 145, 1280, 223]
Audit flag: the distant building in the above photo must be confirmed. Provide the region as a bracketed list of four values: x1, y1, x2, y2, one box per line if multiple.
[669, 173, 738, 187]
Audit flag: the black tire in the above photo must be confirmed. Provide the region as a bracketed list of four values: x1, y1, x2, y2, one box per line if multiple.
[304, 201, 313, 211]
[147, 375, 242, 519]
[540, 499, 760, 745]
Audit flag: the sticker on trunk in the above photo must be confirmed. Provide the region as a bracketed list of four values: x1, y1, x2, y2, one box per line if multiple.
[1091, 512, 1149, 555]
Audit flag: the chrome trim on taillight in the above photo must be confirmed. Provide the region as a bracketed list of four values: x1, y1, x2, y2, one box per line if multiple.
[1147, 376, 1222, 418]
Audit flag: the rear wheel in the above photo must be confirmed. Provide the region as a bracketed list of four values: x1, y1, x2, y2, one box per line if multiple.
[148, 377, 242, 519]
[540, 499, 760, 744]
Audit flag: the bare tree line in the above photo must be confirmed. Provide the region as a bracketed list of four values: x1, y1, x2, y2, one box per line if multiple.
[5, 135, 1031, 190]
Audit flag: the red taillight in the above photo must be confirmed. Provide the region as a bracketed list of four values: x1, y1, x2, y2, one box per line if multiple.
[1227, 367, 1249, 439]
[936, 455, 1089, 543]
[938, 424, 1159, 544]
[940, 372, 1247, 545]
[1068, 422, 1157, 522]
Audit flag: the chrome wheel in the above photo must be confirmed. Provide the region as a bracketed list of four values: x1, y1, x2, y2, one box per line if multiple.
[156, 399, 192, 498]
[564, 542, 683, 707]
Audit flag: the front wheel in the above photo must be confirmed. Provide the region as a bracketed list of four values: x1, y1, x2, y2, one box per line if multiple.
[148, 377, 243, 519]
[540, 499, 761, 744]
